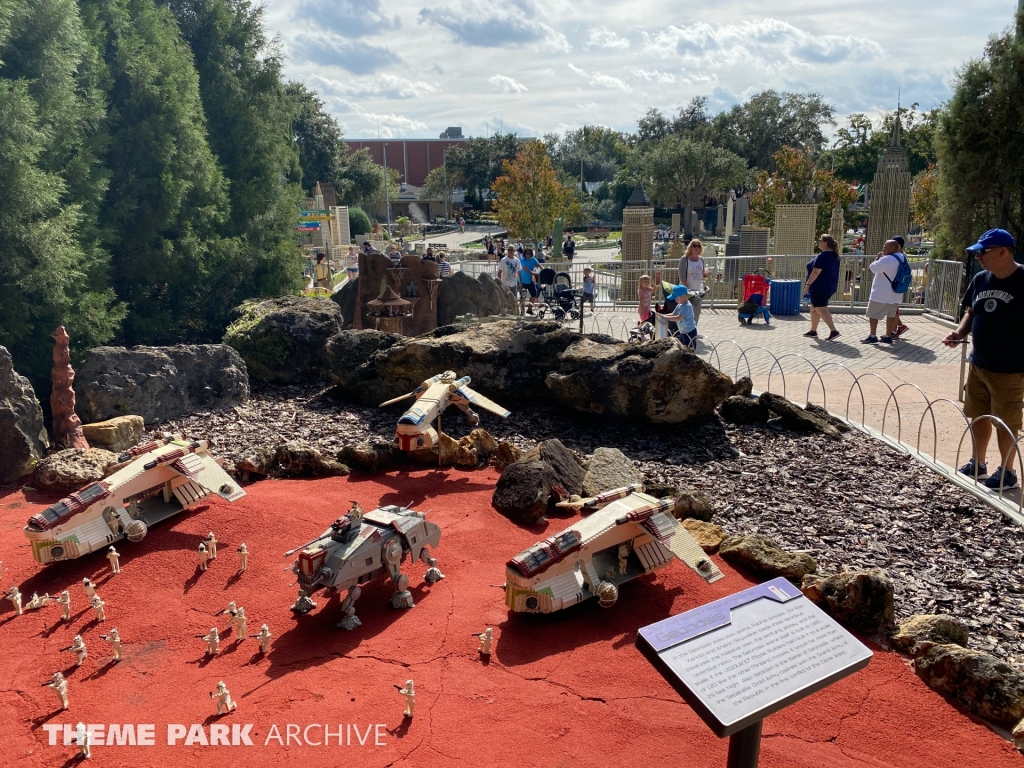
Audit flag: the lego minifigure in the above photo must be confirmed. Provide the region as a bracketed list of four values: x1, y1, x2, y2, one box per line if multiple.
[210, 681, 236, 714]
[396, 679, 415, 717]
[232, 607, 247, 641]
[237, 543, 247, 572]
[100, 628, 122, 662]
[24, 592, 52, 611]
[205, 532, 218, 560]
[421, 551, 445, 584]
[5, 586, 22, 615]
[107, 546, 120, 575]
[74, 722, 91, 759]
[197, 543, 209, 571]
[45, 672, 69, 710]
[64, 635, 88, 666]
[348, 501, 364, 522]
[57, 590, 71, 620]
[253, 624, 272, 654]
[199, 628, 220, 655]
[90, 594, 105, 622]
[337, 585, 362, 631]
[617, 544, 630, 576]
[219, 600, 238, 617]
[82, 578, 96, 599]
[476, 627, 493, 656]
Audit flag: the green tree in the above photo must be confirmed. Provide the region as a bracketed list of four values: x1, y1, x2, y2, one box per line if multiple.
[421, 166, 456, 217]
[829, 106, 939, 183]
[445, 133, 520, 206]
[911, 164, 940, 235]
[492, 141, 580, 243]
[285, 80, 349, 197]
[0, 0, 124, 382]
[337, 147, 397, 214]
[636, 136, 747, 236]
[544, 125, 628, 183]
[934, 13, 1024, 258]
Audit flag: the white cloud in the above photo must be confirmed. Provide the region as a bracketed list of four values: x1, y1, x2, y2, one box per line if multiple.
[337, 101, 429, 137]
[312, 73, 439, 100]
[586, 26, 630, 50]
[489, 74, 529, 93]
[568, 63, 632, 92]
[418, 0, 569, 52]
[632, 68, 677, 84]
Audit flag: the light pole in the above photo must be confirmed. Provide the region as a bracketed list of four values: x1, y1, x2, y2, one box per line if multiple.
[382, 143, 392, 237]
[442, 151, 449, 221]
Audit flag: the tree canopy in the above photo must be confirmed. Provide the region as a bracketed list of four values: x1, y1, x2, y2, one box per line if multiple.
[492, 141, 580, 244]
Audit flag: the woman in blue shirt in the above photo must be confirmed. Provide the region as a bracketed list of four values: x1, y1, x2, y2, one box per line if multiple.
[803, 235, 841, 340]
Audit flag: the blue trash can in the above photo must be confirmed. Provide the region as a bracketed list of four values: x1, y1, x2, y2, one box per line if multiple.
[769, 279, 802, 315]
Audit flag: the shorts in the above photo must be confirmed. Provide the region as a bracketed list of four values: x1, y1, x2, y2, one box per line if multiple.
[866, 300, 899, 320]
[808, 292, 831, 309]
[521, 283, 539, 297]
[964, 366, 1024, 434]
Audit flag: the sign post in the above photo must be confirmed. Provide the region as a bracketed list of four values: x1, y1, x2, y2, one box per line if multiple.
[636, 577, 872, 768]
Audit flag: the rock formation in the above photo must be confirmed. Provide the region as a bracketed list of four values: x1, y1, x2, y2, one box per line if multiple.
[718, 533, 817, 581]
[0, 345, 49, 483]
[51, 326, 89, 449]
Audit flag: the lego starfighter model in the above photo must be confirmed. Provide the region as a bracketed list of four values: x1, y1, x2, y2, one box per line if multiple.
[287, 502, 443, 628]
[380, 371, 510, 452]
[24, 436, 244, 564]
[505, 485, 724, 614]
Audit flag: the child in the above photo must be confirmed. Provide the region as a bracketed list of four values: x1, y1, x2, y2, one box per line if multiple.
[346, 246, 359, 280]
[658, 285, 697, 347]
[582, 267, 596, 311]
[638, 275, 653, 322]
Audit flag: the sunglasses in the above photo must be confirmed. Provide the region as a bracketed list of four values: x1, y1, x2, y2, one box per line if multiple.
[974, 247, 1000, 256]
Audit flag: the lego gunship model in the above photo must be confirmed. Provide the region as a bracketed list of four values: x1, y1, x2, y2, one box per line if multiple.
[286, 501, 444, 629]
[504, 485, 724, 614]
[380, 371, 510, 452]
[23, 435, 244, 564]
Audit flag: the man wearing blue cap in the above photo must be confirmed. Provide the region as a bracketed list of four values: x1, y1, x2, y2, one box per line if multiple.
[657, 285, 698, 347]
[943, 228, 1024, 489]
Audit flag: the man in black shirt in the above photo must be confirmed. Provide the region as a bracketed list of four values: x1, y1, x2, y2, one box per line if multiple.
[562, 234, 575, 263]
[943, 228, 1024, 489]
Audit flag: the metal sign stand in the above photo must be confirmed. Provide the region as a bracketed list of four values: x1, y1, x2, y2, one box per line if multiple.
[727, 721, 762, 768]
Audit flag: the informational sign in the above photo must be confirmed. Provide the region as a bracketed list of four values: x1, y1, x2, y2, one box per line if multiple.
[300, 209, 332, 221]
[297, 222, 321, 232]
[636, 577, 872, 738]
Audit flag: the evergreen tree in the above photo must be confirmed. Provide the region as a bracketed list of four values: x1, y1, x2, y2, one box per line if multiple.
[286, 81, 349, 197]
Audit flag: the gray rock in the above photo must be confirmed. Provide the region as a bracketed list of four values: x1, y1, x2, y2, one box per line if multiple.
[331, 276, 359, 328]
[720, 395, 771, 424]
[436, 272, 518, 325]
[492, 459, 554, 525]
[236, 446, 276, 478]
[803, 403, 852, 433]
[31, 448, 117, 493]
[800, 568, 896, 633]
[337, 442, 403, 473]
[75, 344, 248, 425]
[582, 447, 642, 497]
[325, 330, 401, 391]
[914, 644, 1024, 725]
[275, 441, 349, 477]
[644, 483, 714, 522]
[521, 439, 586, 498]
[759, 392, 839, 436]
[891, 614, 970, 657]
[0, 346, 48, 483]
[719, 533, 818, 581]
[223, 295, 342, 384]
[81, 416, 144, 453]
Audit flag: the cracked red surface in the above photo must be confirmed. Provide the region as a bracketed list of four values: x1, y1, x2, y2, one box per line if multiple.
[0, 469, 1020, 767]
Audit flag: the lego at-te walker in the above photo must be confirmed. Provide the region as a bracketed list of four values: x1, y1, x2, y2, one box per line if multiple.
[286, 500, 443, 629]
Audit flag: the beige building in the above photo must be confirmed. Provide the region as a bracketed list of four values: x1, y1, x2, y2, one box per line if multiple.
[865, 118, 911, 256]
[773, 204, 817, 255]
[621, 183, 655, 300]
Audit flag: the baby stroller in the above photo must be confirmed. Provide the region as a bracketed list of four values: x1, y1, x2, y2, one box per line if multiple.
[537, 268, 581, 321]
[738, 269, 771, 325]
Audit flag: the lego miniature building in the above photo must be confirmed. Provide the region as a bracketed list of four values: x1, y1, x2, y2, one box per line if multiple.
[622, 184, 655, 300]
[366, 285, 412, 334]
[829, 205, 845, 251]
[772, 204, 817, 255]
[865, 115, 911, 256]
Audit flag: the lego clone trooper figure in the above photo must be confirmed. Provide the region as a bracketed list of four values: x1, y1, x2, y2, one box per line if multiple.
[46, 672, 69, 710]
[5, 586, 22, 615]
[66, 635, 88, 666]
[74, 722, 91, 759]
[82, 578, 96, 598]
[197, 543, 209, 571]
[91, 594, 106, 622]
[107, 546, 120, 574]
[57, 590, 71, 621]
[205, 532, 218, 560]
[397, 679, 415, 717]
[254, 624, 272, 654]
[210, 681, 236, 714]
[237, 543, 247, 572]
[232, 607, 247, 641]
[477, 627, 493, 656]
[200, 628, 220, 655]
[101, 628, 122, 661]
[25, 592, 52, 610]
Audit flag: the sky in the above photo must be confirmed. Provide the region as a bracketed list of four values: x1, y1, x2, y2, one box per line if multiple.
[261, 0, 1019, 140]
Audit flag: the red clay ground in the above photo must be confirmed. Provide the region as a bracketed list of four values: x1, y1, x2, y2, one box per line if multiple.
[0, 468, 1020, 768]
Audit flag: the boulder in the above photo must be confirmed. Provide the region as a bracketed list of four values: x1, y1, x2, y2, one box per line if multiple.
[81, 416, 144, 453]
[488, 441, 521, 470]
[436, 272, 518, 325]
[409, 432, 460, 465]
[803, 403, 851, 433]
[891, 615, 970, 657]
[275, 441, 349, 477]
[733, 377, 754, 397]
[338, 442, 403, 473]
[546, 337, 737, 423]
[223, 295, 342, 384]
[454, 428, 499, 467]
[75, 344, 249, 425]
[236, 446, 277, 478]
[914, 644, 1024, 725]
[325, 330, 401, 390]
[581, 447, 642, 497]
[644, 483, 714, 522]
[331, 275, 359, 328]
[720, 395, 771, 425]
[719, 533, 817, 581]
[682, 520, 727, 553]
[800, 569, 895, 633]
[0, 346, 48, 483]
[492, 459, 553, 525]
[31, 448, 117, 493]
[520, 439, 585, 497]
[1013, 718, 1024, 753]
[759, 392, 839, 436]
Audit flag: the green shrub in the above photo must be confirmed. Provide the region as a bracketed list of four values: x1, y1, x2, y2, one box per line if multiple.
[350, 207, 371, 235]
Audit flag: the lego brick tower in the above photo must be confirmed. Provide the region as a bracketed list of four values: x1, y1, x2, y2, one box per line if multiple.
[621, 183, 655, 298]
[773, 204, 818, 255]
[865, 115, 911, 256]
